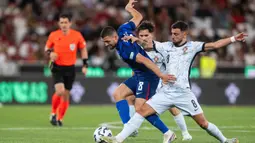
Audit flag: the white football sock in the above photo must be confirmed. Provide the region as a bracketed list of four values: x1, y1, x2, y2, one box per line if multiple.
[206, 122, 227, 143]
[116, 113, 145, 142]
[173, 113, 189, 135]
[129, 105, 135, 118]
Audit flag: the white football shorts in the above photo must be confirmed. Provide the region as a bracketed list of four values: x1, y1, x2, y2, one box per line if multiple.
[147, 88, 203, 116]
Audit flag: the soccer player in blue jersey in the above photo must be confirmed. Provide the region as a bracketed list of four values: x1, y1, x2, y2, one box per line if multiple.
[100, 0, 176, 142]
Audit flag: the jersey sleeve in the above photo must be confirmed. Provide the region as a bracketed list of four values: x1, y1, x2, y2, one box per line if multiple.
[154, 41, 169, 57]
[192, 41, 205, 53]
[120, 44, 139, 62]
[154, 41, 165, 53]
[46, 33, 54, 48]
[117, 21, 136, 38]
[77, 33, 86, 49]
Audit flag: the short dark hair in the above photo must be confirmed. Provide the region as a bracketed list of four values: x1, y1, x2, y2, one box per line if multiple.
[137, 20, 155, 33]
[171, 21, 189, 31]
[59, 13, 72, 21]
[100, 26, 116, 38]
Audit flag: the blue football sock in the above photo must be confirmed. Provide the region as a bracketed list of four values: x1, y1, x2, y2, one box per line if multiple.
[116, 100, 130, 124]
[146, 114, 169, 134]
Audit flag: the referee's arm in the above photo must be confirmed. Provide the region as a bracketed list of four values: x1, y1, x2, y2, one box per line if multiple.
[45, 46, 57, 68]
[80, 47, 88, 64]
[79, 37, 88, 75]
[45, 34, 57, 62]
[80, 46, 88, 75]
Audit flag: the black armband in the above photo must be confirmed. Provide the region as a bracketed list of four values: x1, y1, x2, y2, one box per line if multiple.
[46, 49, 53, 56]
[83, 59, 88, 67]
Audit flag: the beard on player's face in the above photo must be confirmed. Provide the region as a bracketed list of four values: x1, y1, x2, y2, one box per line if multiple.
[172, 37, 183, 45]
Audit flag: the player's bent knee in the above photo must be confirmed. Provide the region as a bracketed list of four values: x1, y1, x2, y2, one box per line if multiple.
[55, 83, 65, 96]
[198, 120, 209, 129]
[136, 105, 146, 116]
[126, 95, 135, 105]
[61, 90, 70, 101]
[56, 88, 65, 96]
[135, 98, 146, 111]
[136, 103, 154, 117]
[113, 84, 132, 101]
[113, 90, 122, 101]
[193, 113, 209, 129]
[136, 108, 145, 116]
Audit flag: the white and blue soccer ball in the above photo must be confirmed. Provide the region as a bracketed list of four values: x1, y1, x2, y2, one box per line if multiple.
[93, 126, 112, 143]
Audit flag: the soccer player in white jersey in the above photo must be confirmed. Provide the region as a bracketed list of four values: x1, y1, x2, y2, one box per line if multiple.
[125, 21, 192, 140]
[137, 20, 192, 141]
[102, 21, 247, 143]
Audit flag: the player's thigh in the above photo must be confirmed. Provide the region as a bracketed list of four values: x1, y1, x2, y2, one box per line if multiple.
[134, 98, 146, 111]
[146, 91, 171, 115]
[168, 107, 181, 116]
[113, 83, 134, 101]
[126, 95, 135, 105]
[174, 91, 203, 116]
[137, 102, 157, 117]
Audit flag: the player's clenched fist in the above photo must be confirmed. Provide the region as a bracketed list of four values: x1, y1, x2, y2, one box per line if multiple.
[82, 66, 87, 75]
[125, 0, 137, 11]
[50, 52, 58, 62]
[234, 32, 248, 42]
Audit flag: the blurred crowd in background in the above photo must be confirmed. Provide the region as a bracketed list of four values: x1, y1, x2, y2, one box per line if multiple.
[0, 0, 255, 75]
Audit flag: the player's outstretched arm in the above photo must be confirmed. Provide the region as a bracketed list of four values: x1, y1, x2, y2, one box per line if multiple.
[135, 53, 176, 83]
[125, 0, 143, 27]
[204, 32, 248, 51]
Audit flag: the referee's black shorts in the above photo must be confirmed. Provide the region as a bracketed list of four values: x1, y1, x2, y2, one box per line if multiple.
[51, 63, 75, 90]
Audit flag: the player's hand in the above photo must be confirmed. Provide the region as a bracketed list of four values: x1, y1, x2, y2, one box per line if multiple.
[82, 66, 87, 75]
[144, 38, 153, 49]
[235, 32, 248, 42]
[50, 52, 58, 61]
[160, 74, 176, 84]
[122, 36, 138, 43]
[125, 0, 137, 11]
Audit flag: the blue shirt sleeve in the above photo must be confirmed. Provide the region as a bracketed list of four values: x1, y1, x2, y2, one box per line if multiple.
[117, 21, 136, 38]
[119, 41, 139, 62]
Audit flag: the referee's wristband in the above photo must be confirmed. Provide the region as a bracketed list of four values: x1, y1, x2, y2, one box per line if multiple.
[83, 59, 88, 67]
[46, 49, 52, 56]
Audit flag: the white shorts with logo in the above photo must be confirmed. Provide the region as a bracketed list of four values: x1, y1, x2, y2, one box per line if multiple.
[147, 88, 203, 116]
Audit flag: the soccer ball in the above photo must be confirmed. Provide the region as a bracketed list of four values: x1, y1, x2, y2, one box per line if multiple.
[93, 126, 113, 143]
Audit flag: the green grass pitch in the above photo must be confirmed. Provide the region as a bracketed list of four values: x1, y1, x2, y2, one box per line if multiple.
[0, 105, 254, 143]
